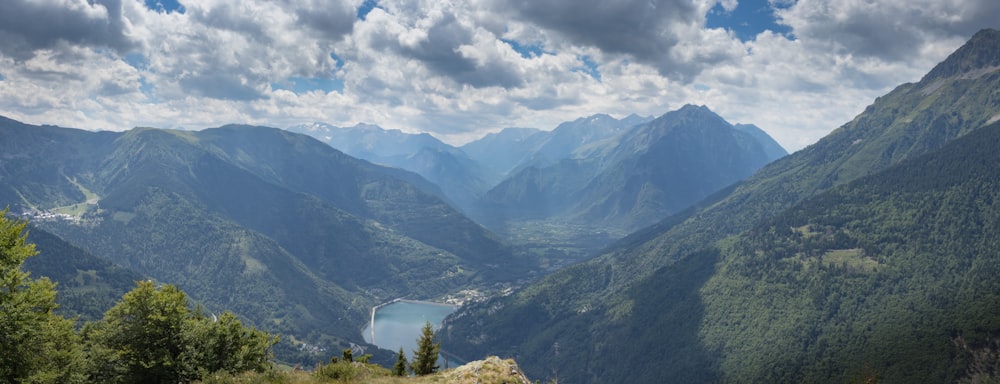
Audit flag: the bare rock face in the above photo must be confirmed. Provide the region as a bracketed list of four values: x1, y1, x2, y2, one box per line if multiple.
[440, 356, 532, 384]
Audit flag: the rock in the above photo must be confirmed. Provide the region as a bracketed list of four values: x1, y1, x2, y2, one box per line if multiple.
[440, 356, 532, 384]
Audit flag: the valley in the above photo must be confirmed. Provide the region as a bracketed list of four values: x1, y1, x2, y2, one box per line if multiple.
[1, 100, 784, 369]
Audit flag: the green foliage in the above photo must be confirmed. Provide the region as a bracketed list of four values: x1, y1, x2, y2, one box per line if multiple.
[0, 210, 87, 383]
[312, 359, 391, 382]
[410, 322, 440, 376]
[393, 348, 408, 376]
[83, 281, 277, 384]
[187, 312, 278, 376]
[0, 211, 280, 383]
[83, 281, 193, 383]
[313, 362, 356, 381]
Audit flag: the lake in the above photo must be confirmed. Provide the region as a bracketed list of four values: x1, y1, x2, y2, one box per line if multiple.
[362, 300, 460, 365]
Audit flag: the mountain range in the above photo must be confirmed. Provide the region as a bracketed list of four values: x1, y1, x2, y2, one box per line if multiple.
[288, 122, 495, 213]
[0, 120, 525, 363]
[439, 28, 1000, 383]
[292, 107, 785, 235]
[481, 105, 786, 231]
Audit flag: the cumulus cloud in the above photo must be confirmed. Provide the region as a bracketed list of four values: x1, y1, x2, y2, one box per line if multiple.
[0, 0, 135, 60]
[488, 0, 734, 81]
[776, 0, 1000, 62]
[0, 0, 997, 151]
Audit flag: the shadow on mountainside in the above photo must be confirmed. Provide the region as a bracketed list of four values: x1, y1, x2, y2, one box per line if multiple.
[565, 248, 721, 383]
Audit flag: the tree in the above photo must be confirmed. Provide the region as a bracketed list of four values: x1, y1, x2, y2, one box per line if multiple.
[84, 281, 192, 383]
[186, 312, 276, 375]
[410, 321, 440, 375]
[0, 210, 86, 383]
[84, 281, 276, 383]
[393, 347, 408, 376]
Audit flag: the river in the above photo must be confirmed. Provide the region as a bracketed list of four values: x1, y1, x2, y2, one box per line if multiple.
[362, 300, 461, 365]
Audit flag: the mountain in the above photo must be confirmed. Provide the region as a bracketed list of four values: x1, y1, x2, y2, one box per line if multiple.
[440, 28, 1000, 383]
[21, 225, 145, 322]
[517, 113, 652, 169]
[734, 123, 787, 160]
[290, 122, 451, 162]
[461, 114, 652, 181]
[675, 119, 1000, 382]
[0, 119, 520, 364]
[459, 127, 547, 178]
[481, 105, 785, 231]
[288, 122, 494, 213]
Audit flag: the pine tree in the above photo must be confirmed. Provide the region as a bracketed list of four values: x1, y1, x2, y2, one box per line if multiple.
[393, 347, 408, 376]
[410, 321, 440, 375]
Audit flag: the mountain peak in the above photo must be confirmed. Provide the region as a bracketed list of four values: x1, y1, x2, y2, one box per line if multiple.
[566, 113, 615, 126]
[921, 28, 1000, 83]
[678, 103, 710, 112]
[348, 122, 385, 132]
[652, 104, 724, 126]
[621, 113, 653, 126]
[673, 104, 722, 119]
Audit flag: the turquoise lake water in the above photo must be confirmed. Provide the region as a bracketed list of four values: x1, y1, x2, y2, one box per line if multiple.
[362, 301, 459, 363]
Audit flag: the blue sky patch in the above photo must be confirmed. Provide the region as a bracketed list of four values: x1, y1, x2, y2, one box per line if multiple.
[357, 0, 379, 20]
[330, 52, 345, 70]
[123, 52, 149, 71]
[573, 55, 601, 81]
[273, 77, 345, 94]
[501, 38, 546, 59]
[706, 0, 793, 42]
[144, 0, 185, 14]
[138, 76, 155, 100]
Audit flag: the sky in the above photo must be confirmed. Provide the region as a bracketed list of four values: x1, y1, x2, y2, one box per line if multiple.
[0, 0, 996, 151]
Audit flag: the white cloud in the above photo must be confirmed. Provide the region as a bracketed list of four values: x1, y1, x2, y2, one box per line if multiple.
[0, 0, 995, 151]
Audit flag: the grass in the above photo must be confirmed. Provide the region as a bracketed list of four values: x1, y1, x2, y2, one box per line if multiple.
[196, 357, 530, 384]
[821, 249, 879, 273]
[51, 176, 101, 218]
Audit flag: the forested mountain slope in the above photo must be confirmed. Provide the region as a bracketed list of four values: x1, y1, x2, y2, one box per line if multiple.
[441, 28, 1000, 383]
[0, 119, 521, 364]
[22, 225, 145, 322]
[681, 119, 1000, 382]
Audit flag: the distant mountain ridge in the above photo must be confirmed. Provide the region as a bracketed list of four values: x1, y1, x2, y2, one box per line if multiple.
[481, 105, 786, 231]
[288, 122, 494, 215]
[460, 127, 547, 178]
[290, 109, 784, 242]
